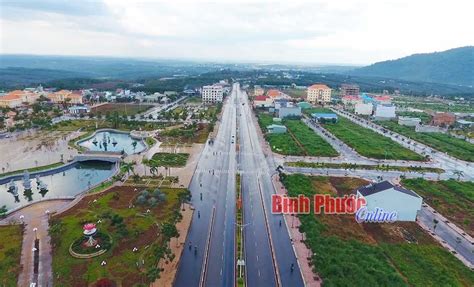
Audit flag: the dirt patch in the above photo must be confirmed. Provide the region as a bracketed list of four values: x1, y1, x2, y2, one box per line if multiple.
[329, 177, 369, 196]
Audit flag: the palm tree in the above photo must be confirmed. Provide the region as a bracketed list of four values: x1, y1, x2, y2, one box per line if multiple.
[122, 162, 134, 176]
[453, 170, 464, 181]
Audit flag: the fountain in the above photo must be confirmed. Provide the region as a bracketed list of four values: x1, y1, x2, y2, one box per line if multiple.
[22, 171, 31, 191]
[92, 137, 98, 145]
[7, 180, 18, 196]
[112, 138, 118, 146]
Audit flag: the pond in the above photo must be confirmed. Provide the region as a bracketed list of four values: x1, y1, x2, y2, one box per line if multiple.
[78, 131, 146, 154]
[0, 161, 116, 211]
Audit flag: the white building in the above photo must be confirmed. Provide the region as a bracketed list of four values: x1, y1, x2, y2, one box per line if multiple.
[398, 117, 421, 127]
[374, 105, 396, 120]
[278, 107, 301, 119]
[355, 181, 422, 221]
[354, 103, 373, 115]
[201, 85, 224, 103]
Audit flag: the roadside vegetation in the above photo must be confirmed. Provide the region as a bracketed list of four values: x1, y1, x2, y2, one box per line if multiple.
[286, 161, 444, 174]
[159, 123, 210, 144]
[376, 120, 474, 162]
[281, 174, 474, 286]
[323, 117, 424, 161]
[257, 113, 337, 157]
[151, 153, 190, 167]
[401, 178, 474, 236]
[91, 103, 153, 116]
[0, 225, 23, 286]
[50, 185, 189, 286]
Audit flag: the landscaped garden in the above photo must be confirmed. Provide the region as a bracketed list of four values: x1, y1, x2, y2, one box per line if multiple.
[323, 117, 425, 161]
[286, 161, 444, 174]
[49, 185, 189, 286]
[281, 174, 474, 286]
[151, 153, 190, 167]
[0, 225, 23, 286]
[376, 120, 474, 162]
[401, 178, 474, 236]
[257, 113, 337, 157]
[158, 123, 210, 144]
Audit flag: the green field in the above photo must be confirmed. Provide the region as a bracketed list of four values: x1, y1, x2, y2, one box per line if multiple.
[0, 225, 23, 286]
[377, 120, 474, 162]
[323, 117, 424, 161]
[396, 111, 432, 124]
[151, 153, 190, 167]
[281, 174, 474, 287]
[50, 186, 188, 286]
[257, 114, 337, 156]
[401, 178, 474, 236]
[287, 161, 444, 173]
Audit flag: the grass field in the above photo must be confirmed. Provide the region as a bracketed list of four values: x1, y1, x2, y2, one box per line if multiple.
[151, 153, 190, 167]
[323, 117, 425, 161]
[282, 88, 306, 99]
[257, 113, 337, 157]
[281, 174, 474, 287]
[377, 120, 474, 162]
[159, 123, 210, 144]
[91, 103, 153, 116]
[401, 178, 474, 236]
[303, 107, 333, 115]
[50, 186, 188, 286]
[0, 225, 23, 286]
[287, 161, 444, 173]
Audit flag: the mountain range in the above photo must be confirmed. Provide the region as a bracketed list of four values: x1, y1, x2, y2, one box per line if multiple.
[351, 46, 474, 87]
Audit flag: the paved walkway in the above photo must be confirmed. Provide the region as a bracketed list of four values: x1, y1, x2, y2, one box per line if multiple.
[272, 174, 322, 287]
[1, 200, 73, 287]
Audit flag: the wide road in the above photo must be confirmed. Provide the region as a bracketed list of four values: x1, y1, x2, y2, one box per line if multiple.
[237, 84, 305, 287]
[174, 87, 237, 286]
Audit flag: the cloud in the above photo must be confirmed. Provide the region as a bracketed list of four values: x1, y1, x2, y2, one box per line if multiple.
[0, 0, 473, 64]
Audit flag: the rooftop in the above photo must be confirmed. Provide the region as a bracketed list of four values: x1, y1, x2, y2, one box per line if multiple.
[357, 181, 420, 198]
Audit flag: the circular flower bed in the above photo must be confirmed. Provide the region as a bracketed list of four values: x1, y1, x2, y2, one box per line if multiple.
[69, 231, 112, 258]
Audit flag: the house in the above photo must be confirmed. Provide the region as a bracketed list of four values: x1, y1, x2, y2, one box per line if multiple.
[267, 124, 287, 134]
[340, 84, 359, 97]
[68, 105, 90, 115]
[431, 112, 456, 127]
[398, 117, 421, 127]
[274, 99, 290, 110]
[0, 90, 41, 108]
[266, 89, 281, 99]
[374, 105, 396, 120]
[307, 84, 331, 104]
[341, 95, 362, 106]
[456, 119, 474, 128]
[355, 181, 422, 221]
[278, 107, 301, 119]
[48, 90, 83, 104]
[254, 86, 265, 96]
[201, 84, 224, 103]
[374, 95, 391, 105]
[311, 113, 338, 123]
[253, 96, 273, 108]
[354, 103, 373, 115]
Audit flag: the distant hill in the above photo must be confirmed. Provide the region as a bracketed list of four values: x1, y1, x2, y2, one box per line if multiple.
[351, 46, 474, 87]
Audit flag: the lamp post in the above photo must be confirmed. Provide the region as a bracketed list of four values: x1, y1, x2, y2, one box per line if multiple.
[33, 227, 38, 240]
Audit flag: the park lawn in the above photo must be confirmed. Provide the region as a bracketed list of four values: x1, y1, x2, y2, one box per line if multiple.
[91, 103, 153, 116]
[266, 133, 304, 155]
[0, 225, 23, 286]
[281, 174, 474, 287]
[50, 186, 188, 286]
[159, 123, 210, 144]
[151, 153, 190, 167]
[401, 178, 474, 236]
[282, 88, 306, 99]
[285, 120, 338, 157]
[377, 120, 474, 162]
[323, 117, 424, 161]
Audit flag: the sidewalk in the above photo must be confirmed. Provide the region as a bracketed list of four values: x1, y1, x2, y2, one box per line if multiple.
[272, 174, 322, 287]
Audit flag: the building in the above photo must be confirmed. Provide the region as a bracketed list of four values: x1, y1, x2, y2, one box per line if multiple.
[456, 119, 474, 128]
[398, 117, 421, 127]
[266, 89, 281, 99]
[0, 90, 41, 108]
[341, 95, 362, 106]
[253, 96, 273, 108]
[340, 84, 360, 97]
[278, 107, 301, 119]
[354, 103, 373, 115]
[254, 86, 265, 96]
[48, 90, 83, 104]
[297, 102, 312, 110]
[307, 84, 332, 104]
[311, 113, 338, 123]
[274, 99, 291, 110]
[201, 84, 224, 103]
[267, 124, 287, 134]
[374, 95, 391, 105]
[431, 112, 456, 126]
[68, 105, 90, 115]
[374, 105, 396, 120]
[355, 181, 422, 221]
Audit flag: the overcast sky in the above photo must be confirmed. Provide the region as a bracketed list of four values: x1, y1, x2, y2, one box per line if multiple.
[1, 0, 473, 65]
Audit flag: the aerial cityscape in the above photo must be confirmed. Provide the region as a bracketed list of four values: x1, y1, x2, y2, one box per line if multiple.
[0, 1, 473, 287]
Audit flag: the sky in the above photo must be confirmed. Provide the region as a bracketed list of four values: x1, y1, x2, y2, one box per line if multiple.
[1, 0, 473, 65]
